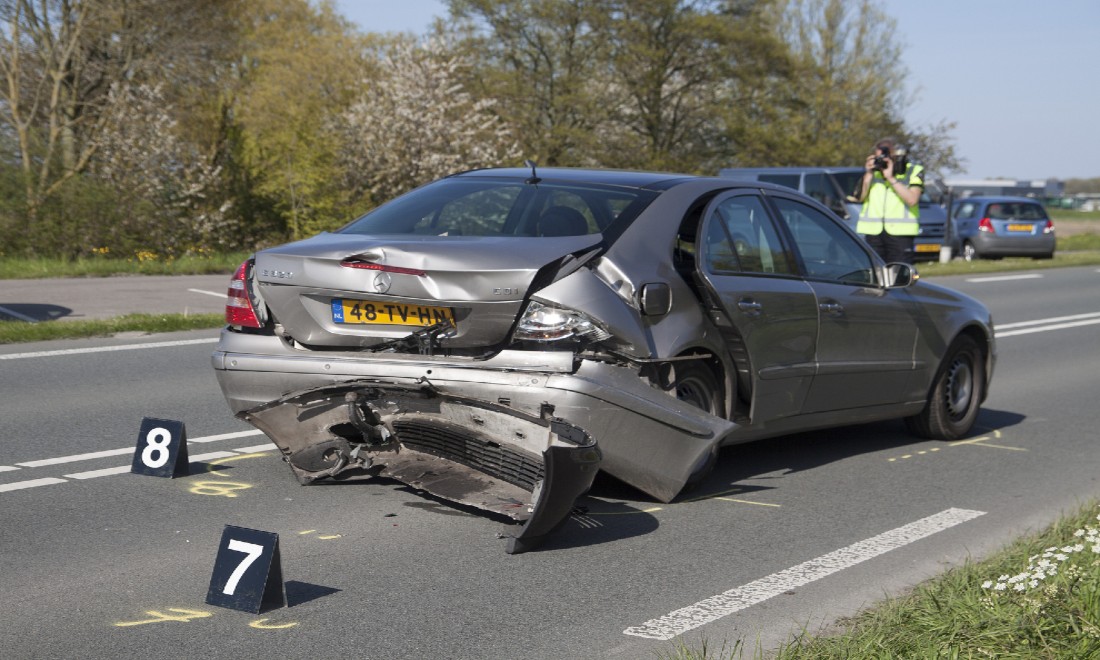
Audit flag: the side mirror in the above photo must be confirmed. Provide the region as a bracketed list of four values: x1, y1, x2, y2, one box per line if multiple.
[640, 282, 672, 316]
[886, 263, 919, 288]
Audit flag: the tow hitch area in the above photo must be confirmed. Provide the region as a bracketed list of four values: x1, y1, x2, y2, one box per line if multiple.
[241, 381, 600, 553]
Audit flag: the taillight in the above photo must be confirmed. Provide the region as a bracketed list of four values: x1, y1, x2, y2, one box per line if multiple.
[226, 260, 262, 328]
[978, 217, 995, 234]
[340, 259, 426, 276]
[1043, 219, 1055, 234]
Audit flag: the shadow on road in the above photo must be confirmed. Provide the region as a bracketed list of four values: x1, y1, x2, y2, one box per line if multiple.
[0, 302, 74, 322]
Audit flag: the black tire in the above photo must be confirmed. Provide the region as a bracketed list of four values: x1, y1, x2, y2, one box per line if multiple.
[670, 361, 723, 416]
[905, 336, 985, 440]
[668, 361, 723, 487]
[962, 241, 979, 262]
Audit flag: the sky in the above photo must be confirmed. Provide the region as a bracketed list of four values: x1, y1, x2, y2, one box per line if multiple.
[334, 0, 1100, 181]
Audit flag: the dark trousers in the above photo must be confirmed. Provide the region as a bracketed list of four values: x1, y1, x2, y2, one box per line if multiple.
[864, 232, 914, 264]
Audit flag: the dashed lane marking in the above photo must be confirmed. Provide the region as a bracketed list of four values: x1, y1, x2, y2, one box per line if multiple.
[966, 274, 1043, 283]
[187, 288, 226, 299]
[0, 477, 68, 492]
[0, 337, 217, 361]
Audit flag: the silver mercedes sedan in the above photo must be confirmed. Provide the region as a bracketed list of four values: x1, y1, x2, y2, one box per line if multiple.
[212, 167, 996, 552]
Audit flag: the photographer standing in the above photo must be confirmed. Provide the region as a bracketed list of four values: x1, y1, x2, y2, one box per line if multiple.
[855, 138, 924, 264]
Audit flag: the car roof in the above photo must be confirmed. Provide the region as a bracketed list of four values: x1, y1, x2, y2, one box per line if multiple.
[452, 167, 707, 191]
[718, 166, 864, 176]
[955, 196, 1043, 204]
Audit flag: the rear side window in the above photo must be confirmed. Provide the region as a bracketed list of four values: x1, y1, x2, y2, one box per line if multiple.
[703, 195, 794, 275]
[954, 202, 978, 219]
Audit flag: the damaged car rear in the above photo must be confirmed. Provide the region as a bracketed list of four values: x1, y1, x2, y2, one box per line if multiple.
[213, 167, 995, 553]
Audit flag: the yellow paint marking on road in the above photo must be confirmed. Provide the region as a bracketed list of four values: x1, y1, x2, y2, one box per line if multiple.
[189, 480, 253, 498]
[115, 608, 212, 627]
[950, 436, 1026, 452]
[249, 618, 299, 630]
[299, 530, 316, 535]
[318, 534, 343, 540]
[714, 497, 781, 508]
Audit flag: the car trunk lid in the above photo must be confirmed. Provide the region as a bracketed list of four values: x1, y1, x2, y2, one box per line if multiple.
[254, 232, 601, 349]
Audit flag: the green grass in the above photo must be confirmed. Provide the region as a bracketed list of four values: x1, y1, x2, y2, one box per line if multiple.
[1050, 209, 1100, 221]
[0, 251, 251, 279]
[916, 248, 1100, 277]
[660, 501, 1100, 659]
[0, 313, 224, 344]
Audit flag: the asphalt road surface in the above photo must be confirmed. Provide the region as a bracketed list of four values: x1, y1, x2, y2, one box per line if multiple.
[2, 266, 1099, 659]
[0, 274, 230, 322]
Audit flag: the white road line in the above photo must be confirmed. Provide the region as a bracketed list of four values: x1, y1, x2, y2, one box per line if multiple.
[0, 466, 20, 473]
[12, 429, 264, 469]
[0, 304, 39, 323]
[188, 429, 264, 444]
[0, 337, 217, 360]
[0, 477, 68, 492]
[188, 288, 226, 299]
[965, 274, 1044, 283]
[997, 319, 1100, 338]
[64, 466, 131, 480]
[17, 447, 134, 468]
[996, 311, 1100, 330]
[623, 508, 986, 641]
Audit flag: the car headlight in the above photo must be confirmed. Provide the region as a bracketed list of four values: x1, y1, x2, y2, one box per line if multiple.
[513, 301, 611, 342]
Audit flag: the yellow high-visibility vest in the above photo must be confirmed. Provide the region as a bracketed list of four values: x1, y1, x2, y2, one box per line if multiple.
[857, 163, 924, 236]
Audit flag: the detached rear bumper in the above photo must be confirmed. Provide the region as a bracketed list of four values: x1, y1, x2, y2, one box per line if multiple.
[212, 330, 735, 549]
[242, 381, 599, 553]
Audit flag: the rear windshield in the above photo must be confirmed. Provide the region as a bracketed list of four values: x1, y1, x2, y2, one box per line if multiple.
[984, 202, 1048, 220]
[340, 178, 658, 238]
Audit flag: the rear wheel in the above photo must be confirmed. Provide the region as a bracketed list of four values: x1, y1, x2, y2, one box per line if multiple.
[905, 336, 985, 440]
[668, 361, 723, 486]
[962, 241, 978, 262]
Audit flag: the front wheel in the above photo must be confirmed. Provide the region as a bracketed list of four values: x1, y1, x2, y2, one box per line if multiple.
[905, 336, 985, 440]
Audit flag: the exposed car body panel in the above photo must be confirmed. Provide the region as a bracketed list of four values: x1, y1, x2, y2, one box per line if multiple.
[212, 167, 996, 553]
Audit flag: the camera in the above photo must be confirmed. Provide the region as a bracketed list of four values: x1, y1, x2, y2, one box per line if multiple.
[873, 147, 890, 170]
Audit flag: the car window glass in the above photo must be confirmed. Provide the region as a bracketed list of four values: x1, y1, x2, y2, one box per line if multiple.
[758, 174, 800, 190]
[704, 195, 793, 275]
[955, 202, 976, 219]
[414, 185, 523, 236]
[772, 197, 876, 284]
[340, 178, 658, 238]
[803, 173, 835, 208]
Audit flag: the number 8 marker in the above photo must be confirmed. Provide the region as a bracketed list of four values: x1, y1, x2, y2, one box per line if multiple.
[141, 427, 172, 468]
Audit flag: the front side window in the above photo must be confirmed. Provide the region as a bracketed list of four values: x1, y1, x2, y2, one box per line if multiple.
[772, 197, 876, 284]
[703, 195, 794, 275]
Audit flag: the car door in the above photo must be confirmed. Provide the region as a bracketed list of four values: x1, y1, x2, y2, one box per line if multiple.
[767, 193, 920, 413]
[695, 191, 819, 423]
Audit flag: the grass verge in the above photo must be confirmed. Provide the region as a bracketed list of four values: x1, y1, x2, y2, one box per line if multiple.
[0, 252, 251, 279]
[0, 313, 224, 344]
[660, 501, 1100, 659]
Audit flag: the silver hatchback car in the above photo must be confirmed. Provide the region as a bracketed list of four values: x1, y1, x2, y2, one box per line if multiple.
[213, 167, 996, 552]
[953, 196, 1056, 261]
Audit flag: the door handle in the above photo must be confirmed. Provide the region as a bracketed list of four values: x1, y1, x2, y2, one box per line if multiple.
[737, 298, 763, 315]
[819, 301, 844, 317]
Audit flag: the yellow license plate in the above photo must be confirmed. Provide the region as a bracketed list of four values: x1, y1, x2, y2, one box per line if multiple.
[915, 243, 941, 252]
[1007, 223, 1033, 232]
[332, 299, 454, 326]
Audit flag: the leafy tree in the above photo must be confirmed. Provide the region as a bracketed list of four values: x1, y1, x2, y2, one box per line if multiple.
[449, 0, 611, 166]
[596, 0, 791, 172]
[216, 0, 366, 240]
[332, 36, 520, 204]
[0, 0, 238, 233]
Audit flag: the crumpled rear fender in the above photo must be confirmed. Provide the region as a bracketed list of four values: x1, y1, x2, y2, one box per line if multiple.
[240, 380, 599, 554]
